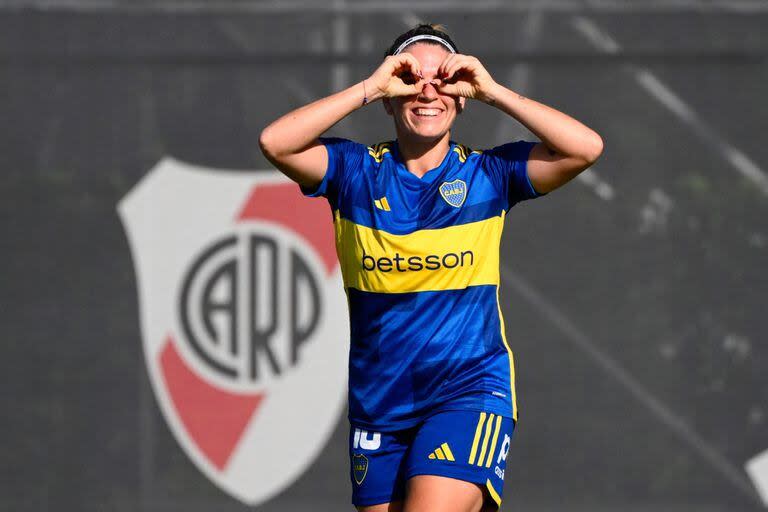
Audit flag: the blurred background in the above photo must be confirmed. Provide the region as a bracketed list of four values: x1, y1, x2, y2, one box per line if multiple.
[2, 0, 767, 510]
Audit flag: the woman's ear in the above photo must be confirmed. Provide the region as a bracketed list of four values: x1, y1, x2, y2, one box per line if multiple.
[456, 96, 466, 114]
[383, 98, 393, 116]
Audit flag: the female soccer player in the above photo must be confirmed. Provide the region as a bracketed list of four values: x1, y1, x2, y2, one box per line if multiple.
[260, 24, 603, 512]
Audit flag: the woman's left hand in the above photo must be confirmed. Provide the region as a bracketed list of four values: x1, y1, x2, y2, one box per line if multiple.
[435, 54, 497, 103]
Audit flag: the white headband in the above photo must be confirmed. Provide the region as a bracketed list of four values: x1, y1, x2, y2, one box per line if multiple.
[392, 34, 456, 55]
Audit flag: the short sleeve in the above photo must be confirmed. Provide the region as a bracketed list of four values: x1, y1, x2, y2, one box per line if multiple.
[299, 137, 366, 204]
[481, 140, 545, 209]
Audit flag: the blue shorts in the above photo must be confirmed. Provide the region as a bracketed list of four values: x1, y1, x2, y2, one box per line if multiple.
[349, 410, 515, 508]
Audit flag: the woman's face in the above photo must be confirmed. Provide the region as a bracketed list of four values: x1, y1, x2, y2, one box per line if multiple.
[384, 43, 464, 144]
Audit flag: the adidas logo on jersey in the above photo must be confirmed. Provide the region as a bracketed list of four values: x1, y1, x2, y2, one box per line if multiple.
[428, 442, 455, 461]
[374, 196, 391, 211]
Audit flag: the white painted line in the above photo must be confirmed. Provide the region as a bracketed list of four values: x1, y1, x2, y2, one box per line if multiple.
[7, 0, 768, 13]
[571, 15, 621, 54]
[576, 167, 615, 200]
[499, 264, 763, 506]
[633, 69, 697, 123]
[747, 448, 768, 506]
[572, 16, 768, 198]
[725, 147, 768, 194]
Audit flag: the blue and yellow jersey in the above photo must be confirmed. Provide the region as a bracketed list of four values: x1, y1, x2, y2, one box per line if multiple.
[301, 137, 544, 431]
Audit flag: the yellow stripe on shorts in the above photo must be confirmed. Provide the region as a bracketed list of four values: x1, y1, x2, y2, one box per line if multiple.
[468, 412, 487, 465]
[485, 414, 502, 467]
[486, 479, 501, 506]
[476, 413, 495, 466]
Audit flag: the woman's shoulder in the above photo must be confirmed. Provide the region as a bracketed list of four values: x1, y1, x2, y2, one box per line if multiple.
[320, 137, 395, 162]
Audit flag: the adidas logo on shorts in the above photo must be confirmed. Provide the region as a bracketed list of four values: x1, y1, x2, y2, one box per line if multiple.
[427, 442, 455, 461]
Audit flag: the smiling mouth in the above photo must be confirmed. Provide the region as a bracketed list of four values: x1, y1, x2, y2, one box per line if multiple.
[412, 108, 444, 118]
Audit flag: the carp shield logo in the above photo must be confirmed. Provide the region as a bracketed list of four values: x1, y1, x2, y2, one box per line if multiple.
[117, 158, 348, 505]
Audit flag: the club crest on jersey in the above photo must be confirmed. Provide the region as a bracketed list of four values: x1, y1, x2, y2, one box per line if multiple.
[439, 179, 467, 208]
[352, 454, 369, 485]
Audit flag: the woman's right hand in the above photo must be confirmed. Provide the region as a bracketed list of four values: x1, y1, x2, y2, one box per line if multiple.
[260, 54, 424, 191]
[366, 54, 424, 100]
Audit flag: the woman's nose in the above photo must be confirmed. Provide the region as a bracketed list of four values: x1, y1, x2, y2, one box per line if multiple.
[418, 80, 440, 100]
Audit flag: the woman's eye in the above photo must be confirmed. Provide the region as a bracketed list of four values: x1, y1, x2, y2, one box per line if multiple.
[399, 72, 417, 84]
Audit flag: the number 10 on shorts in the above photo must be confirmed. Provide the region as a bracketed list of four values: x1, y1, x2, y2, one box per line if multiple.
[353, 428, 382, 450]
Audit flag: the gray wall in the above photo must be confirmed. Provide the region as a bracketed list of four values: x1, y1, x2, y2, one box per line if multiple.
[2, 1, 767, 511]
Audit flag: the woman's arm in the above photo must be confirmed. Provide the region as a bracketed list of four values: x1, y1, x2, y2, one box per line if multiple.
[436, 54, 604, 194]
[259, 54, 424, 189]
[481, 83, 604, 194]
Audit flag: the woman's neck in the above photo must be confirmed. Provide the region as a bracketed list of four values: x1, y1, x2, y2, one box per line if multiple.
[396, 132, 451, 178]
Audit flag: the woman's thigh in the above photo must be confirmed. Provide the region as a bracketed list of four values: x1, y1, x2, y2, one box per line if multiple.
[349, 424, 415, 509]
[403, 475, 485, 512]
[357, 501, 404, 512]
[401, 410, 515, 511]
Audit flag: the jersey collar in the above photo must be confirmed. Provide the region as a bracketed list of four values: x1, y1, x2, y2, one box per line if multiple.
[391, 140, 456, 186]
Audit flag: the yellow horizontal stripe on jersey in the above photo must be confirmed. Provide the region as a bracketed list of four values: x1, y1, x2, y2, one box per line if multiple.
[333, 211, 503, 293]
